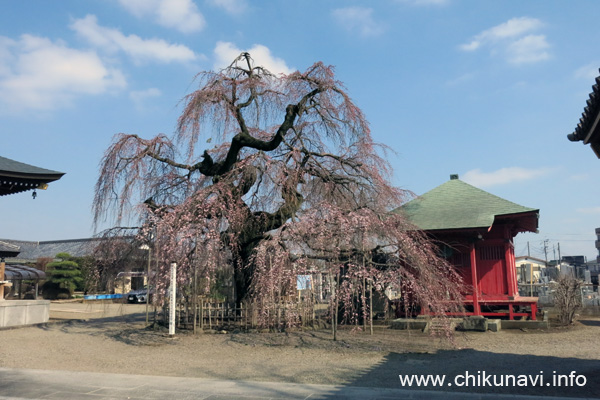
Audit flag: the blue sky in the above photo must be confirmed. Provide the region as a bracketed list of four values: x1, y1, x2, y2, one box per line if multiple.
[1, 0, 599, 262]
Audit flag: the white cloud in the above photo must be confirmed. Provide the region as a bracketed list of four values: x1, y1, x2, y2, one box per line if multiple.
[213, 41, 293, 75]
[574, 63, 600, 81]
[445, 72, 476, 87]
[460, 17, 543, 51]
[0, 34, 126, 112]
[332, 7, 385, 37]
[71, 15, 197, 64]
[506, 34, 550, 65]
[576, 206, 600, 215]
[569, 173, 590, 181]
[462, 166, 553, 187]
[208, 0, 247, 15]
[130, 87, 161, 110]
[460, 17, 550, 65]
[396, 0, 449, 5]
[118, 0, 205, 33]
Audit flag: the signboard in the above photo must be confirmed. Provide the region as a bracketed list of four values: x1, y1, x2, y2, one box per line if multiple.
[296, 275, 312, 290]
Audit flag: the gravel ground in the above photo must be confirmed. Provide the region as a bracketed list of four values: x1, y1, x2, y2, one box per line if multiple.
[1, 302, 599, 398]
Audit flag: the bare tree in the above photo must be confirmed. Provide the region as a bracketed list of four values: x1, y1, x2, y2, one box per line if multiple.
[553, 274, 582, 325]
[94, 53, 463, 327]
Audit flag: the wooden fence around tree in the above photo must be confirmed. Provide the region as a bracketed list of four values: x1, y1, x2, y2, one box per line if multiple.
[162, 298, 319, 331]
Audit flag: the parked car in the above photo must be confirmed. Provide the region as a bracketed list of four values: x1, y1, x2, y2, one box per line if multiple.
[127, 287, 154, 303]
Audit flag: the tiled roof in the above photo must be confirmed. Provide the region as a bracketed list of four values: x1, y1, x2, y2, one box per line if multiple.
[2, 238, 99, 262]
[0, 240, 21, 258]
[0, 156, 63, 177]
[567, 70, 600, 158]
[397, 177, 538, 232]
[0, 155, 65, 196]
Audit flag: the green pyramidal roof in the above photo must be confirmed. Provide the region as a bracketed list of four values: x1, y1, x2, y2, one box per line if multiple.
[398, 177, 538, 232]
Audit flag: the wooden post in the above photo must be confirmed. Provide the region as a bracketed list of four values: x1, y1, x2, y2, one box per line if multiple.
[200, 300, 204, 330]
[241, 301, 245, 329]
[362, 278, 366, 332]
[145, 246, 151, 325]
[504, 229, 518, 298]
[169, 262, 177, 336]
[470, 243, 480, 315]
[277, 304, 281, 331]
[530, 266, 533, 297]
[0, 259, 5, 300]
[193, 246, 198, 334]
[153, 256, 159, 326]
[369, 280, 373, 336]
[333, 271, 340, 341]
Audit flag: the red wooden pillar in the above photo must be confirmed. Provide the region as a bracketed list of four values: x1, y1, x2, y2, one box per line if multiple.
[504, 238, 518, 298]
[530, 302, 537, 320]
[469, 243, 480, 315]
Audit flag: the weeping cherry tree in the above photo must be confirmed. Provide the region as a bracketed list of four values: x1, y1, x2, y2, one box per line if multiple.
[94, 53, 463, 330]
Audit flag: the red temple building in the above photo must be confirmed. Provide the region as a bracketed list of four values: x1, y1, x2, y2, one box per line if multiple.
[399, 175, 540, 320]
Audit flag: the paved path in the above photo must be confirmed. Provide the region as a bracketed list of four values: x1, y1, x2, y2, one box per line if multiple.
[0, 368, 596, 400]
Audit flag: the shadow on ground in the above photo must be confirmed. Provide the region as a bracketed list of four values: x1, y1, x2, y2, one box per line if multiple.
[579, 319, 600, 327]
[325, 344, 600, 398]
[38, 311, 172, 346]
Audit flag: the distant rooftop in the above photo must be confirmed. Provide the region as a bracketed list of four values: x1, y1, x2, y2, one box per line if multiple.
[2, 238, 101, 262]
[0, 240, 21, 258]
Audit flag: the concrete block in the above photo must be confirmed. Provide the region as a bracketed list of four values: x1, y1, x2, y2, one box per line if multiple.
[389, 318, 428, 330]
[458, 316, 488, 332]
[0, 300, 50, 328]
[501, 320, 549, 330]
[487, 319, 501, 332]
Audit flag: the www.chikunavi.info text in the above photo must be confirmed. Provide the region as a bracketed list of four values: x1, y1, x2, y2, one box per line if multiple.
[399, 371, 587, 388]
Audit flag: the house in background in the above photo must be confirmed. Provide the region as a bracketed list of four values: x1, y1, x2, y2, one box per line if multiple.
[515, 256, 547, 284]
[3, 237, 148, 296]
[398, 175, 540, 320]
[2, 238, 99, 299]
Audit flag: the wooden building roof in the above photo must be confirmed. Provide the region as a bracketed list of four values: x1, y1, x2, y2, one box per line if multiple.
[0, 155, 64, 196]
[567, 70, 600, 158]
[0, 240, 21, 258]
[397, 176, 539, 233]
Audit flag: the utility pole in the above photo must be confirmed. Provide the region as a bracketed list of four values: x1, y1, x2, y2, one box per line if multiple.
[543, 239, 549, 266]
[527, 241, 531, 257]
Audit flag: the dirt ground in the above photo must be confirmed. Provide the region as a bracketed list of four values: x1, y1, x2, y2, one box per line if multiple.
[1, 302, 599, 398]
